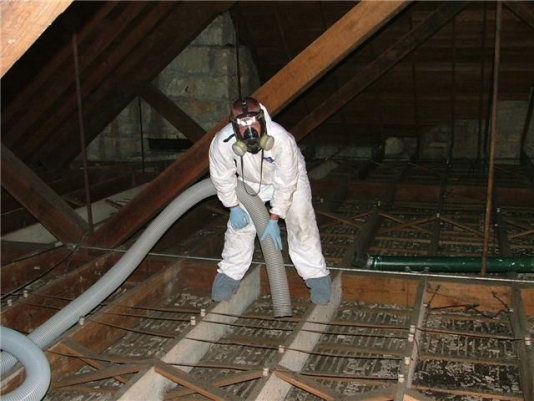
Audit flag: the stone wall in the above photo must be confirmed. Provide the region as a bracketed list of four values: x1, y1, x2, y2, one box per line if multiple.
[418, 100, 533, 162]
[85, 11, 533, 165]
[86, 12, 260, 162]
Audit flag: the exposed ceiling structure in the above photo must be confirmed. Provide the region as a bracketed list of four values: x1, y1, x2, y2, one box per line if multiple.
[1, 1, 534, 400]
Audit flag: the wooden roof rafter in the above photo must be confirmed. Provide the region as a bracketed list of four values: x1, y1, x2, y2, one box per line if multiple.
[85, 1, 412, 249]
[291, 0, 471, 142]
[0, 0, 73, 77]
[139, 84, 206, 144]
[1, 144, 88, 245]
[504, 0, 534, 29]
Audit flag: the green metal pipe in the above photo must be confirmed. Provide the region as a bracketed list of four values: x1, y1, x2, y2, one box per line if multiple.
[359, 255, 534, 273]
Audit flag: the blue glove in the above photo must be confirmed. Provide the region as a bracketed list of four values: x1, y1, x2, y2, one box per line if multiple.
[260, 219, 282, 251]
[229, 205, 250, 229]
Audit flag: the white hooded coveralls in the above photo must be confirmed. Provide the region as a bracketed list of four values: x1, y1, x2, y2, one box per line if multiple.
[209, 104, 329, 281]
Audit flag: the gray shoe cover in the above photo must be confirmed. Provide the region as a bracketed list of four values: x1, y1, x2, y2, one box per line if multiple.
[305, 275, 331, 305]
[211, 273, 241, 302]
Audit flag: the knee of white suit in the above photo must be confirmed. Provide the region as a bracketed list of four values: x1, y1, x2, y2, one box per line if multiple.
[218, 221, 257, 280]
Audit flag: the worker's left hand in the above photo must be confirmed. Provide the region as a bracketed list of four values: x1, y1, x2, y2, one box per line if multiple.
[260, 219, 282, 251]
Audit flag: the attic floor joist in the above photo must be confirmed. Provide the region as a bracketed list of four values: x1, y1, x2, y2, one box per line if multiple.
[1, 258, 533, 400]
[1, 158, 533, 400]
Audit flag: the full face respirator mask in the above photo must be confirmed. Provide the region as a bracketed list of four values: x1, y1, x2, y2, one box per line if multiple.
[230, 99, 274, 156]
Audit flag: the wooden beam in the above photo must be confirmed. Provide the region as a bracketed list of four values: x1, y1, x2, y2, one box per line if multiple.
[0, 251, 118, 332]
[290, 1, 470, 142]
[17, 2, 172, 161]
[2, 2, 120, 136]
[0, 240, 57, 266]
[164, 370, 264, 399]
[1, 144, 88, 244]
[140, 83, 206, 143]
[50, 363, 146, 390]
[510, 285, 534, 401]
[86, 0, 411, 248]
[55, 339, 129, 385]
[395, 279, 427, 399]
[154, 360, 241, 401]
[504, 1, 534, 29]
[403, 388, 436, 401]
[44, 260, 179, 381]
[0, 0, 72, 77]
[0, 246, 69, 295]
[341, 385, 396, 400]
[2, 171, 155, 235]
[37, 1, 234, 169]
[256, 1, 411, 115]
[274, 370, 338, 401]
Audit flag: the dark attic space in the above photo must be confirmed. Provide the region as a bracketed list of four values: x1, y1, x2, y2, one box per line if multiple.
[1, 1, 534, 400]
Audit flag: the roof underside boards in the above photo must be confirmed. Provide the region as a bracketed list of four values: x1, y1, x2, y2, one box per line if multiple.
[1, 1, 533, 250]
[82, 0, 411, 250]
[1, 1, 534, 399]
[2, 1, 234, 169]
[2, 1, 534, 162]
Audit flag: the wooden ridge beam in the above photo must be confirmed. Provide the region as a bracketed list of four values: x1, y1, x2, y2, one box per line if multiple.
[86, 0, 411, 248]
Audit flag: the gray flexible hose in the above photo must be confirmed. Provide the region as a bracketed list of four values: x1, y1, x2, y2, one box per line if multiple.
[1, 179, 217, 376]
[237, 183, 292, 317]
[0, 326, 51, 401]
[1, 178, 291, 391]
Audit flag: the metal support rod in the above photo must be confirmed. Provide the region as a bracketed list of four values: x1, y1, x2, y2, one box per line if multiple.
[477, 2, 488, 162]
[138, 96, 145, 173]
[481, 1, 502, 276]
[409, 14, 421, 160]
[234, 18, 242, 99]
[448, 15, 457, 162]
[72, 32, 93, 233]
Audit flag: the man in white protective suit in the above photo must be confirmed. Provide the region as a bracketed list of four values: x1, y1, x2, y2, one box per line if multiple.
[208, 96, 331, 305]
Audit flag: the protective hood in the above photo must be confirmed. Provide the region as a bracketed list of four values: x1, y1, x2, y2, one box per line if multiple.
[209, 102, 307, 219]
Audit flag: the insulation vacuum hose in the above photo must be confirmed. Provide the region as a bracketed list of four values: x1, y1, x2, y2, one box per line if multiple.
[0, 326, 51, 401]
[1, 178, 291, 399]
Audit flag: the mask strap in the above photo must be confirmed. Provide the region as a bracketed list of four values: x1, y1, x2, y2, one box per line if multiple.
[239, 150, 264, 196]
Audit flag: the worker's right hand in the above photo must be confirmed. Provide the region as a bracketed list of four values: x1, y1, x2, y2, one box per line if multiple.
[229, 205, 250, 229]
